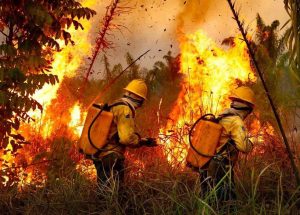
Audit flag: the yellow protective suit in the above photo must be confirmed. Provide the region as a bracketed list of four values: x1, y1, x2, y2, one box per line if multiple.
[216, 115, 253, 159]
[201, 102, 254, 201]
[98, 103, 140, 159]
[200, 114, 252, 200]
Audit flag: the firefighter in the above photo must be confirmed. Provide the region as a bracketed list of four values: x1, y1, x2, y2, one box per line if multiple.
[200, 86, 255, 201]
[93, 79, 157, 186]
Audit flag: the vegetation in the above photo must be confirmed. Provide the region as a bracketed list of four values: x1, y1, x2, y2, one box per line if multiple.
[250, 14, 300, 170]
[283, 0, 300, 79]
[0, 0, 95, 149]
[0, 48, 299, 214]
[0, 138, 299, 214]
[0, 1, 300, 215]
[251, 15, 295, 125]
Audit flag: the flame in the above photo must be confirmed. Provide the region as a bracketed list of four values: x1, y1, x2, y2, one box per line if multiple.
[0, 0, 98, 187]
[249, 118, 275, 145]
[160, 30, 256, 166]
[69, 103, 86, 137]
[76, 159, 97, 181]
[1, 1, 279, 187]
[29, 0, 98, 139]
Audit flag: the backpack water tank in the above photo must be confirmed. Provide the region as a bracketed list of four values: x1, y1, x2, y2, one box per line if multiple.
[186, 114, 223, 168]
[78, 104, 113, 155]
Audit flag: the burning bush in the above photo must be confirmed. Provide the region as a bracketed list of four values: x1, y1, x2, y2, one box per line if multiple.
[1, 1, 299, 214]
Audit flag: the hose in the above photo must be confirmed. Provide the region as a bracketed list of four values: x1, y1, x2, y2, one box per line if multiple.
[86, 102, 129, 155]
[87, 104, 107, 151]
[188, 114, 219, 158]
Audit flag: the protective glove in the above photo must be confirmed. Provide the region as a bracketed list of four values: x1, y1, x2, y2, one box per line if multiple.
[139, 137, 158, 147]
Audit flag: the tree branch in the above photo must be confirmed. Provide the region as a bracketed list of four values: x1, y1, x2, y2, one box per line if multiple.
[81, 0, 131, 92]
[0, 30, 8, 37]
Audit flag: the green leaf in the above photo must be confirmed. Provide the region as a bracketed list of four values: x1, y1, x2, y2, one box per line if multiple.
[0, 0, 96, 147]
[7, 68, 26, 83]
[0, 91, 7, 105]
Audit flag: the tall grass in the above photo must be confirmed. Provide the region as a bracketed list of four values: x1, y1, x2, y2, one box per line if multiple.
[1, 144, 299, 215]
[1, 106, 299, 214]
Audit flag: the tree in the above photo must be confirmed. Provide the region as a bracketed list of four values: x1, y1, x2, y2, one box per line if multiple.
[163, 51, 181, 80]
[103, 54, 112, 82]
[146, 51, 180, 93]
[283, 0, 300, 79]
[125, 52, 140, 80]
[254, 15, 283, 91]
[256, 15, 282, 61]
[0, 1, 95, 150]
[251, 15, 299, 128]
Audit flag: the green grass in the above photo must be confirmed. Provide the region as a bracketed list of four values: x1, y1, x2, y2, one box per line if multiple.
[1, 148, 299, 215]
[1, 105, 299, 214]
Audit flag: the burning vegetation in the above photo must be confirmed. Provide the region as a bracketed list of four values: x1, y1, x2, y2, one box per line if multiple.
[160, 31, 257, 165]
[0, 0, 300, 214]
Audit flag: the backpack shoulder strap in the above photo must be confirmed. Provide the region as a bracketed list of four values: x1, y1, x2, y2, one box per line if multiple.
[215, 113, 239, 156]
[216, 113, 236, 122]
[109, 99, 136, 118]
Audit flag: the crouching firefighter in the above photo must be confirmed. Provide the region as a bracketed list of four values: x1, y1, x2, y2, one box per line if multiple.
[187, 86, 255, 201]
[78, 79, 157, 186]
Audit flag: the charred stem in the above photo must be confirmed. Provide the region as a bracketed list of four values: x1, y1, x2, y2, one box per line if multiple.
[82, 0, 122, 89]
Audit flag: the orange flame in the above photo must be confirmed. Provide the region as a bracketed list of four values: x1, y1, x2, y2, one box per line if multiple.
[0, 0, 99, 187]
[69, 103, 87, 138]
[29, 0, 98, 139]
[160, 30, 256, 166]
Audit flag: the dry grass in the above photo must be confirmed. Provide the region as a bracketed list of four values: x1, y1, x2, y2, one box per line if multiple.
[1, 81, 299, 214]
[1, 140, 300, 215]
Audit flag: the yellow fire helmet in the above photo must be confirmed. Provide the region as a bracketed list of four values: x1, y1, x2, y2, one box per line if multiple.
[229, 86, 255, 106]
[124, 79, 148, 100]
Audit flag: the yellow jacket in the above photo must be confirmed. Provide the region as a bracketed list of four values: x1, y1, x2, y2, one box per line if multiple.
[216, 115, 252, 158]
[99, 102, 140, 158]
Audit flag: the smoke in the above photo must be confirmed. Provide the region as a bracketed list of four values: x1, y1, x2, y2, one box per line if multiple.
[176, 0, 288, 41]
[176, 0, 212, 34]
[89, 0, 288, 72]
